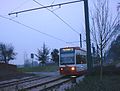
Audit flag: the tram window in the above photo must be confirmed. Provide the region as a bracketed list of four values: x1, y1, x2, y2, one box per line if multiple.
[60, 53, 75, 65]
[76, 55, 86, 64]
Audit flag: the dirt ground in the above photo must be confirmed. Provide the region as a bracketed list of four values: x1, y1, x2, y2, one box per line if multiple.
[0, 63, 33, 81]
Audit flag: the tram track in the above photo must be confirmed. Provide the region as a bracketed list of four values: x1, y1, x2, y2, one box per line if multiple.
[23, 76, 70, 91]
[0, 75, 72, 91]
[0, 75, 50, 91]
[25, 75, 84, 91]
[0, 72, 84, 91]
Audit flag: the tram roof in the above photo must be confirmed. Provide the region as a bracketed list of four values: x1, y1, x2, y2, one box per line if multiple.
[60, 47, 86, 52]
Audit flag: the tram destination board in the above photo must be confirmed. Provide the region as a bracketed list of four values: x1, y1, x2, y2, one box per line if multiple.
[60, 48, 75, 53]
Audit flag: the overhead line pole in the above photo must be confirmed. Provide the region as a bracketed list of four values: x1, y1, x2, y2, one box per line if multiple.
[80, 34, 82, 48]
[8, 0, 92, 73]
[84, 0, 92, 72]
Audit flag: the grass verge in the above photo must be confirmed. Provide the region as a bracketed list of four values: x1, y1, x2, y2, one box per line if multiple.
[18, 63, 59, 72]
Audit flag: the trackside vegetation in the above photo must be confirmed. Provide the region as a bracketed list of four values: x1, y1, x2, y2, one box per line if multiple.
[18, 63, 59, 72]
[65, 65, 120, 91]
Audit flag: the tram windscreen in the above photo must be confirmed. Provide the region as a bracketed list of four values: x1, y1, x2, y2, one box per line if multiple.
[60, 53, 75, 65]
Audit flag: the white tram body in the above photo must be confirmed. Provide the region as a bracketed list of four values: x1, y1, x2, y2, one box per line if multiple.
[59, 47, 87, 76]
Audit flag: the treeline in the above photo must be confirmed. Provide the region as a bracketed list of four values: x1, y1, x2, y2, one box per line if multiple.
[0, 42, 59, 66]
[1, 34, 120, 67]
[24, 43, 59, 67]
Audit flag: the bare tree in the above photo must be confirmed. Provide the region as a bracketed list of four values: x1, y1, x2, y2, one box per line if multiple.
[35, 43, 50, 66]
[0, 43, 17, 64]
[90, 0, 119, 80]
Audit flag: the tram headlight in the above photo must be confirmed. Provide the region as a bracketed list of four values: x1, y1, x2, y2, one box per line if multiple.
[71, 67, 75, 71]
[60, 68, 63, 71]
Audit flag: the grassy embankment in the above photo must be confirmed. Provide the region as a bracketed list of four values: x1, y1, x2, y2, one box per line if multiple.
[65, 65, 120, 91]
[18, 63, 59, 72]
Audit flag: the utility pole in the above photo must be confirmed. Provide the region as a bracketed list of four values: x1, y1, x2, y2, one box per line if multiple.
[79, 34, 82, 48]
[84, 0, 93, 72]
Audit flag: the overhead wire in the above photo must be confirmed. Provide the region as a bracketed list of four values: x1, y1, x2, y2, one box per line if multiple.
[5, 0, 81, 45]
[9, 0, 31, 19]
[11, 0, 30, 13]
[51, 7, 60, 12]
[50, 0, 58, 11]
[8, 0, 82, 15]
[0, 14, 67, 43]
[32, 0, 80, 34]
[51, 0, 56, 5]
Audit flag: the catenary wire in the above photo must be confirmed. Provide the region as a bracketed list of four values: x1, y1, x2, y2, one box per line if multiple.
[51, 0, 56, 5]
[9, 0, 31, 19]
[33, 0, 80, 34]
[0, 15, 67, 43]
[8, 0, 81, 15]
[10, 0, 30, 13]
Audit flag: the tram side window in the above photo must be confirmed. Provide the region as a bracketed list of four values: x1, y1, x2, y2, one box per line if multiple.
[76, 55, 86, 64]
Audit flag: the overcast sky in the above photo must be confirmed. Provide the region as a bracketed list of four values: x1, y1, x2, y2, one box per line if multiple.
[0, 0, 119, 65]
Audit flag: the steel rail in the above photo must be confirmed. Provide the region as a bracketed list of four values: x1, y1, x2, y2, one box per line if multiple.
[20, 76, 70, 91]
[0, 76, 49, 88]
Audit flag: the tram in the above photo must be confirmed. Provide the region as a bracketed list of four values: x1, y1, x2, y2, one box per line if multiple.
[59, 47, 87, 76]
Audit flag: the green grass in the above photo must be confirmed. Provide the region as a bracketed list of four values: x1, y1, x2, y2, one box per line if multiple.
[66, 75, 120, 91]
[18, 63, 59, 72]
[65, 66, 120, 91]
